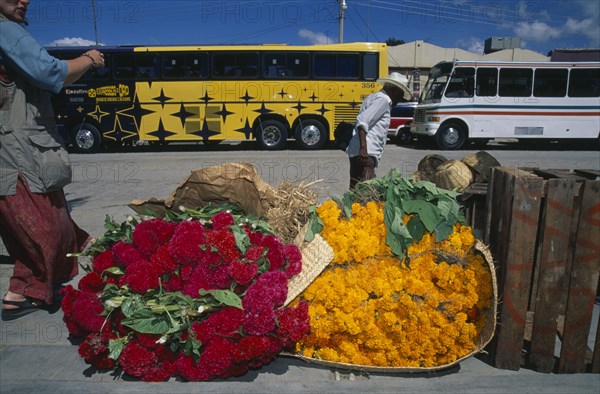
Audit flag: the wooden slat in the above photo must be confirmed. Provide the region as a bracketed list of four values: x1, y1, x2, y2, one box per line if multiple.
[533, 169, 588, 180]
[574, 169, 600, 180]
[486, 167, 544, 371]
[559, 180, 600, 373]
[529, 179, 578, 372]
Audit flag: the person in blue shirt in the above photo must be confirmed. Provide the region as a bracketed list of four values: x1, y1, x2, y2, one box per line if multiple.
[0, 0, 105, 320]
[346, 72, 411, 189]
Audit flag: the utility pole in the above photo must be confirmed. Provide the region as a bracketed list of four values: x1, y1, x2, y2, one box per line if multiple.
[91, 0, 99, 45]
[338, 0, 347, 43]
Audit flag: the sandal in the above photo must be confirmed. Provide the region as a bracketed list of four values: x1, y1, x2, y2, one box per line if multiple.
[1, 298, 44, 321]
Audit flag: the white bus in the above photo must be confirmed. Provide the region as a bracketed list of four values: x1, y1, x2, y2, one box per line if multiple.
[410, 60, 600, 149]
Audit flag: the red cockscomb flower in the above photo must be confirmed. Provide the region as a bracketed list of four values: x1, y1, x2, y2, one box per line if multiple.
[260, 235, 285, 271]
[228, 260, 258, 285]
[211, 211, 235, 230]
[112, 241, 146, 269]
[92, 249, 116, 274]
[77, 271, 105, 293]
[168, 220, 206, 265]
[275, 301, 311, 346]
[205, 229, 241, 262]
[132, 218, 176, 258]
[78, 331, 117, 370]
[120, 260, 160, 294]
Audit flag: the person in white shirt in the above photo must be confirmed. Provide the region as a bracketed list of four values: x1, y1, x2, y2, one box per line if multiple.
[346, 72, 411, 189]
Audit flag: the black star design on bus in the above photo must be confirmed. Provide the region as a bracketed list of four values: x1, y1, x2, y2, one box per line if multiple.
[153, 88, 173, 108]
[253, 103, 273, 116]
[349, 100, 359, 109]
[190, 120, 220, 142]
[309, 93, 318, 102]
[199, 91, 214, 105]
[104, 116, 137, 142]
[117, 94, 155, 130]
[240, 90, 255, 105]
[171, 102, 195, 128]
[215, 104, 234, 123]
[317, 104, 330, 116]
[277, 89, 287, 99]
[148, 118, 176, 141]
[292, 101, 306, 114]
[338, 92, 344, 98]
[235, 119, 253, 139]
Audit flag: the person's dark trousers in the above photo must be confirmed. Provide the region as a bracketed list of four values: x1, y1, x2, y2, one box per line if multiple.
[349, 155, 376, 189]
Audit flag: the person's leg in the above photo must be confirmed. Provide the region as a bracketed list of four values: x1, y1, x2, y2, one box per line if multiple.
[0, 176, 87, 306]
[349, 156, 362, 189]
[363, 156, 376, 181]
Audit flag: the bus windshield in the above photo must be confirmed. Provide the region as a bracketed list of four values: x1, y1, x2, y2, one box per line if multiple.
[419, 62, 453, 104]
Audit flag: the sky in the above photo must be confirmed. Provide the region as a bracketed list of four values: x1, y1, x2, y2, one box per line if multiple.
[23, 0, 600, 56]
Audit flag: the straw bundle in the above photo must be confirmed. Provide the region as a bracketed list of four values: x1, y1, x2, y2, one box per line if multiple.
[266, 180, 319, 244]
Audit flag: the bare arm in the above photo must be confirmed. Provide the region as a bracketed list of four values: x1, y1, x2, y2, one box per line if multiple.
[64, 50, 105, 85]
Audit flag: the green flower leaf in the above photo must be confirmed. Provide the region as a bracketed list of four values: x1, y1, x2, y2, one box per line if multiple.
[122, 308, 172, 334]
[199, 289, 243, 309]
[230, 225, 250, 254]
[108, 337, 127, 360]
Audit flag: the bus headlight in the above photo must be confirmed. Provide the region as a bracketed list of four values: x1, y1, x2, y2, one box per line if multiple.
[428, 116, 440, 122]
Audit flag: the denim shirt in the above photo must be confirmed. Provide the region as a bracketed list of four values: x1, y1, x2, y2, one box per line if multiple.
[345, 90, 392, 166]
[0, 14, 71, 195]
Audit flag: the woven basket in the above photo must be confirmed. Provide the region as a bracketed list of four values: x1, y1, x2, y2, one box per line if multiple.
[283, 240, 498, 373]
[285, 233, 334, 306]
[427, 159, 474, 192]
[460, 151, 500, 183]
[417, 154, 448, 174]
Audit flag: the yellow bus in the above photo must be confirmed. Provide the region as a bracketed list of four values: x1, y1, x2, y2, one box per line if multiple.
[48, 42, 389, 153]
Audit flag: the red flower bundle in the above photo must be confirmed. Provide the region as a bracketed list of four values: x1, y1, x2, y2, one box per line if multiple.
[62, 209, 310, 382]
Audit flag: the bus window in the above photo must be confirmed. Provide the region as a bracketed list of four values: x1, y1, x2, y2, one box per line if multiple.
[314, 53, 360, 79]
[112, 53, 135, 79]
[444, 67, 474, 98]
[568, 68, 600, 97]
[135, 53, 159, 79]
[263, 52, 309, 78]
[534, 69, 567, 97]
[213, 52, 259, 78]
[162, 53, 186, 79]
[499, 68, 533, 97]
[363, 53, 378, 80]
[476, 68, 497, 96]
[160, 52, 207, 80]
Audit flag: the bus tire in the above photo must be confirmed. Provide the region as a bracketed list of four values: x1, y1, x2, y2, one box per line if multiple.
[72, 123, 101, 153]
[256, 119, 288, 150]
[295, 119, 327, 150]
[435, 122, 466, 150]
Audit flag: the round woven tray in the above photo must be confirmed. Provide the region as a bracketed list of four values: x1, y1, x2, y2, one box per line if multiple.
[460, 151, 501, 183]
[427, 159, 474, 192]
[282, 240, 498, 373]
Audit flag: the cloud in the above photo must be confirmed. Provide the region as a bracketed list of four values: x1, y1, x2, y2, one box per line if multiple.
[513, 21, 561, 42]
[298, 29, 331, 44]
[46, 37, 102, 47]
[456, 37, 484, 54]
[563, 17, 600, 46]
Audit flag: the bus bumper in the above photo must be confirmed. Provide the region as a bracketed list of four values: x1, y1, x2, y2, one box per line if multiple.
[410, 123, 438, 137]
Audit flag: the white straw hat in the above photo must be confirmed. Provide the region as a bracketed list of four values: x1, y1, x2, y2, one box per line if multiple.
[377, 72, 411, 99]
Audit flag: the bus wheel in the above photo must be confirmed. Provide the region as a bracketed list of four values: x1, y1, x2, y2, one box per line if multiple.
[295, 119, 327, 150]
[73, 123, 101, 153]
[256, 119, 288, 150]
[396, 127, 413, 145]
[435, 122, 466, 150]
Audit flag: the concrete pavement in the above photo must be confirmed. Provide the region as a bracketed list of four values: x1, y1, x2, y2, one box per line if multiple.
[1, 145, 600, 393]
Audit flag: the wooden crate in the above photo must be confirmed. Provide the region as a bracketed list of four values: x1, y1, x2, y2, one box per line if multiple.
[480, 167, 600, 373]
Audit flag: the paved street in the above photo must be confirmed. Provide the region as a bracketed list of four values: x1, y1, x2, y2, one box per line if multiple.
[1, 142, 599, 393]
